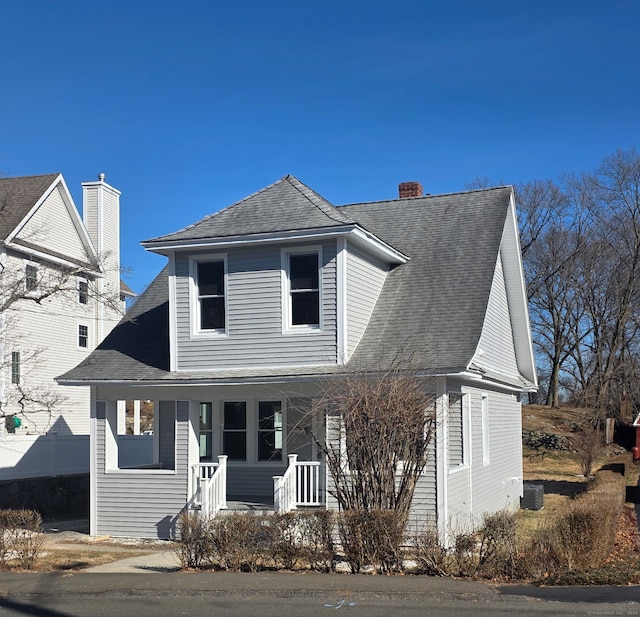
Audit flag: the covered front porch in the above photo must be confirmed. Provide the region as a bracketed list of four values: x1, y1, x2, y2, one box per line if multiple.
[90, 383, 327, 539]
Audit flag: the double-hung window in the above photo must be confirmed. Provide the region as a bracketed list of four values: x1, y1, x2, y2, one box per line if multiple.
[286, 251, 320, 328]
[78, 324, 89, 348]
[223, 401, 246, 461]
[78, 279, 89, 304]
[194, 259, 226, 333]
[11, 352, 20, 385]
[25, 264, 38, 291]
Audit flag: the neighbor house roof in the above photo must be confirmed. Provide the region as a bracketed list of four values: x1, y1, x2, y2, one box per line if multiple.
[0, 173, 60, 240]
[58, 178, 516, 385]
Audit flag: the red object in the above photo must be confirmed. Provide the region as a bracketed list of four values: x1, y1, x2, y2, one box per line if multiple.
[632, 447, 640, 461]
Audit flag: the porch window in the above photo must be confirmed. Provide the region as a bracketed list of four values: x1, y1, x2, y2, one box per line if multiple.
[199, 402, 213, 461]
[258, 401, 283, 461]
[196, 259, 226, 332]
[287, 252, 320, 327]
[223, 401, 246, 460]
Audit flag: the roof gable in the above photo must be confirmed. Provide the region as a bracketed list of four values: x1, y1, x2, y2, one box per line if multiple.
[11, 182, 97, 268]
[0, 173, 61, 241]
[144, 175, 355, 247]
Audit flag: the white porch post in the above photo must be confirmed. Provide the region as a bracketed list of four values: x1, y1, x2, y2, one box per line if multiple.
[133, 400, 141, 435]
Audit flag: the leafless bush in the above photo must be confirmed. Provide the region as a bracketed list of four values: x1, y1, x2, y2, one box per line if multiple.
[0, 509, 44, 570]
[476, 510, 518, 578]
[175, 511, 215, 569]
[309, 360, 436, 526]
[517, 470, 625, 577]
[338, 509, 406, 573]
[413, 527, 450, 576]
[571, 423, 604, 478]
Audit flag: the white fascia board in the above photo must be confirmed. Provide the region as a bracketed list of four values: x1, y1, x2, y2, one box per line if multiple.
[143, 226, 409, 265]
[4, 240, 103, 275]
[504, 191, 538, 387]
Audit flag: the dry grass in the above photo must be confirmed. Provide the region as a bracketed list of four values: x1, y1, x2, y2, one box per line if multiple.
[35, 547, 153, 572]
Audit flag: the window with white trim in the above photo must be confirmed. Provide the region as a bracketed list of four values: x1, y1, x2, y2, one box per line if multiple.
[25, 264, 38, 291]
[195, 259, 226, 332]
[78, 324, 89, 348]
[199, 402, 213, 461]
[78, 278, 89, 304]
[11, 351, 20, 384]
[286, 251, 320, 328]
[223, 401, 246, 461]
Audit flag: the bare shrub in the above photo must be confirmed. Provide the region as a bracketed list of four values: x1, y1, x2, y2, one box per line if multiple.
[413, 527, 450, 576]
[453, 532, 477, 577]
[0, 509, 44, 570]
[175, 511, 215, 569]
[337, 509, 405, 573]
[517, 469, 626, 578]
[309, 360, 436, 526]
[476, 510, 518, 579]
[211, 513, 274, 572]
[570, 423, 604, 478]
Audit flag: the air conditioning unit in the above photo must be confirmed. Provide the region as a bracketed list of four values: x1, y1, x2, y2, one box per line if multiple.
[521, 483, 544, 510]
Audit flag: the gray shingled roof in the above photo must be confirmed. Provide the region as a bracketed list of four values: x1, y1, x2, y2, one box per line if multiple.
[143, 175, 355, 246]
[58, 179, 512, 384]
[0, 173, 60, 240]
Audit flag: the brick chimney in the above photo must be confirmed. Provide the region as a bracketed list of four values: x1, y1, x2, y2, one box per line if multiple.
[398, 181, 423, 198]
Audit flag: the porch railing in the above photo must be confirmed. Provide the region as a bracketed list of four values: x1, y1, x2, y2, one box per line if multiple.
[273, 454, 323, 513]
[191, 455, 227, 517]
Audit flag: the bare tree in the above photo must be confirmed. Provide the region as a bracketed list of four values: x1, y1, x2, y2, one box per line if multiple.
[307, 361, 436, 524]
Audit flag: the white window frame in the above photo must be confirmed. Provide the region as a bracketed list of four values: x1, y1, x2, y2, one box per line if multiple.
[78, 277, 89, 305]
[77, 322, 90, 350]
[447, 391, 470, 472]
[24, 262, 38, 292]
[257, 399, 285, 463]
[481, 394, 490, 466]
[189, 253, 228, 337]
[281, 246, 323, 333]
[11, 350, 20, 385]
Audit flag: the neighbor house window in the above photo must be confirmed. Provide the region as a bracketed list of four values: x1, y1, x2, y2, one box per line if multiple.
[196, 260, 226, 332]
[448, 392, 465, 468]
[258, 401, 283, 461]
[11, 352, 20, 384]
[78, 324, 89, 348]
[223, 401, 246, 461]
[199, 402, 213, 461]
[25, 264, 38, 291]
[78, 279, 89, 304]
[287, 252, 320, 327]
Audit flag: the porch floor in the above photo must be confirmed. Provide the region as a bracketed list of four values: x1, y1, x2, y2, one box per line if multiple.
[226, 495, 274, 512]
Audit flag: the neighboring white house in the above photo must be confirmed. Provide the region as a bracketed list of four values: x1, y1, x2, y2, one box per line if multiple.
[58, 176, 537, 541]
[0, 173, 132, 480]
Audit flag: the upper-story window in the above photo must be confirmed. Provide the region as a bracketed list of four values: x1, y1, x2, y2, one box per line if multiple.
[195, 258, 226, 333]
[25, 264, 38, 291]
[78, 324, 89, 348]
[286, 251, 320, 329]
[78, 279, 89, 304]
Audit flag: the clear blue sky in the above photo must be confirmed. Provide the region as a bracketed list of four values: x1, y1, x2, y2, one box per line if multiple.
[1, 1, 638, 294]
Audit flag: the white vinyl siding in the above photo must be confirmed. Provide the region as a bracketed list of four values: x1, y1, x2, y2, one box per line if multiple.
[94, 400, 190, 539]
[447, 392, 465, 468]
[16, 185, 91, 265]
[474, 253, 519, 376]
[345, 243, 388, 356]
[174, 240, 338, 370]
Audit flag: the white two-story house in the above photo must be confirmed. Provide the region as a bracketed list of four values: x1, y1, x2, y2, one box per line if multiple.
[58, 176, 536, 540]
[0, 173, 129, 481]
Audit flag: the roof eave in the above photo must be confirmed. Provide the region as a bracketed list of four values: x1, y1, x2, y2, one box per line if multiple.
[142, 225, 409, 264]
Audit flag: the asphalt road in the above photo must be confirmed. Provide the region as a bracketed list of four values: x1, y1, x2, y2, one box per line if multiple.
[0, 572, 639, 617]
